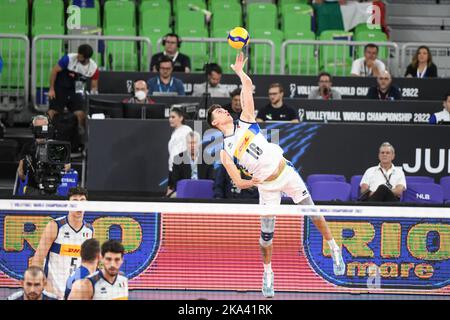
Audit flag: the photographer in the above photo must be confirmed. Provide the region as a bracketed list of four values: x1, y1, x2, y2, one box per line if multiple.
[359, 142, 406, 202]
[17, 115, 71, 196]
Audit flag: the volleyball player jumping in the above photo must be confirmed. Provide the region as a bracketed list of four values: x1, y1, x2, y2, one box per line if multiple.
[207, 52, 345, 298]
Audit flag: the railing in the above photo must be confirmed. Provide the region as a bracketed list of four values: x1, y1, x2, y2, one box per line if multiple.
[32, 35, 152, 111]
[401, 42, 450, 78]
[157, 37, 276, 75]
[281, 39, 400, 76]
[0, 34, 30, 112]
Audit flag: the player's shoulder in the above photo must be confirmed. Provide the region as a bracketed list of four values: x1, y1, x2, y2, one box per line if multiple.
[84, 221, 94, 232]
[7, 290, 24, 300]
[43, 290, 58, 300]
[118, 271, 128, 281]
[53, 215, 68, 228]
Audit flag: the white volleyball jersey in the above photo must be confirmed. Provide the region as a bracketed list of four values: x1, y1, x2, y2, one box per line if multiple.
[223, 119, 284, 181]
[45, 216, 94, 298]
[88, 270, 129, 300]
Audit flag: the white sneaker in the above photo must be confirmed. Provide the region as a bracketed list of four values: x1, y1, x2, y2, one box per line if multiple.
[262, 270, 274, 298]
[331, 248, 345, 276]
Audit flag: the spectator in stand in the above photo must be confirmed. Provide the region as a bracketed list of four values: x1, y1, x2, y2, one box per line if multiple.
[404, 46, 438, 78]
[308, 72, 342, 100]
[122, 80, 155, 104]
[167, 108, 192, 197]
[256, 83, 299, 123]
[150, 33, 191, 73]
[359, 142, 406, 202]
[351, 43, 386, 77]
[147, 56, 185, 96]
[192, 63, 230, 97]
[430, 92, 450, 124]
[170, 131, 215, 196]
[224, 88, 242, 121]
[367, 71, 402, 101]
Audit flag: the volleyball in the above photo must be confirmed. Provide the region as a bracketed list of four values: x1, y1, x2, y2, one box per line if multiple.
[227, 27, 250, 50]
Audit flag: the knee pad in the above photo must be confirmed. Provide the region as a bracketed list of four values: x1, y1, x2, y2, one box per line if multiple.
[259, 216, 276, 247]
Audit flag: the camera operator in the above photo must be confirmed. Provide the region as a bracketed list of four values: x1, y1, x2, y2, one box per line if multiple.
[17, 115, 71, 196]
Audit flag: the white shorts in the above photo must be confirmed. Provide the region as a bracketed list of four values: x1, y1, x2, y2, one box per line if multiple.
[258, 162, 310, 205]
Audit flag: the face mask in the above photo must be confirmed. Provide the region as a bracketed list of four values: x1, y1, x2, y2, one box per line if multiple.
[135, 90, 147, 101]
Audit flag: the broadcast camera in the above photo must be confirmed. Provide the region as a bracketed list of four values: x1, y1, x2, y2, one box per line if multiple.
[26, 123, 71, 195]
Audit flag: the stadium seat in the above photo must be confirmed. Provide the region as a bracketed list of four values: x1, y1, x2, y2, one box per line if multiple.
[247, 3, 278, 33]
[79, 8, 99, 27]
[210, 0, 241, 15]
[250, 29, 283, 74]
[0, 21, 28, 88]
[350, 175, 363, 201]
[33, 24, 65, 87]
[281, 11, 312, 34]
[405, 176, 435, 184]
[175, 10, 205, 34]
[307, 174, 346, 186]
[211, 10, 242, 34]
[439, 176, 450, 202]
[140, 0, 170, 12]
[140, 8, 171, 31]
[279, 0, 309, 8]
[283, 30, 317, 75]
[402, 183, 444, 204]
[176, 179, 214, 199]
[104, 26, 138, 71]
[354, 23, 382, 36]
[354, 30, 388, 60]
[178, 28, 209, 72]
[174, 0, 206, 16]
[104, 0, 135, 29]
[140, 26, 171, 71]
[280, 3, 313, 18]
[319, 30, 353, 76]
[310, 181, 351, 202]
[32, 0, 64, 27]
[0, 0, 28, 26]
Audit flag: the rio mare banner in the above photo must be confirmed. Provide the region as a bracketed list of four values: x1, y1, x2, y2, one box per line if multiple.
[0, 204, 448, 295]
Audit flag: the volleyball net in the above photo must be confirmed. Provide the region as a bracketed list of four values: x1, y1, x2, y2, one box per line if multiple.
[0, 199, 449, 298]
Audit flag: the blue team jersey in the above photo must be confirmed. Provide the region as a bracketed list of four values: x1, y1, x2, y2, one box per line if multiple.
[64, 265, 93, 300]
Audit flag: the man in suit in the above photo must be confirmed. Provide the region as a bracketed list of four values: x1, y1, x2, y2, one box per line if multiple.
[169, 131, 215, 196]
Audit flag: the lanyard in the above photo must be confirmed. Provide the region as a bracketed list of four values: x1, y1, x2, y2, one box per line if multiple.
[164, 51, 179, 64]
[377, 89, 390, 100]
[379, 168, 393, 184]
[417, 66, 427, 78]
[363, 61, 372, 76]
[157, 77, 174, 92]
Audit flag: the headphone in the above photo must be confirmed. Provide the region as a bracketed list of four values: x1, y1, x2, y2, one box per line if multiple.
[30, 115, 54, 138]
[161, 33, 182, 48]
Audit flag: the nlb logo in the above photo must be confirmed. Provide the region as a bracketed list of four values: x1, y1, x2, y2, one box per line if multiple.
[416, 193, 430, 200]
[0, 211, 161, 280]
[304, 217, 450, 289]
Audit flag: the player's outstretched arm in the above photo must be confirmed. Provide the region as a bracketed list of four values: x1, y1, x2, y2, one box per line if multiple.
[220, 150, 260, 189]
[31, 220, 58, 268]
[68, 279, 93, 300]
[231, 52, 255, 123]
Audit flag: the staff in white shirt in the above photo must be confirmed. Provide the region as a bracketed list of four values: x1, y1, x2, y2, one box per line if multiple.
[167, 108, 192, 196]
[351, 43, 386, 77]
[360, 142, 406, 202]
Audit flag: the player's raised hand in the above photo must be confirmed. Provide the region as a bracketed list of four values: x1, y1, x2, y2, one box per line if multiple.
[230, 52, 248, 76]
